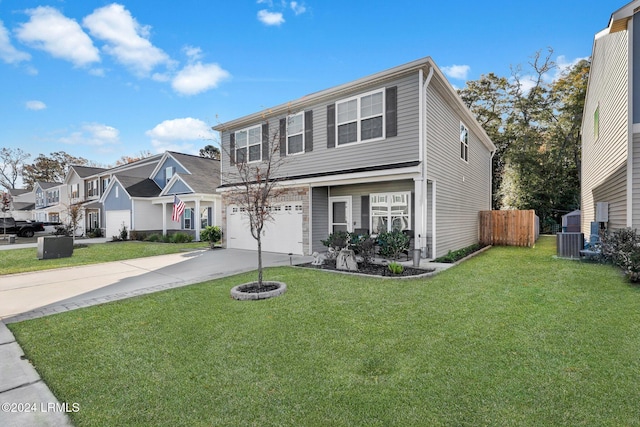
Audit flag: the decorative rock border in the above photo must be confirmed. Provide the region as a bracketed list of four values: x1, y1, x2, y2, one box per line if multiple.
[230, 281, 287, 300]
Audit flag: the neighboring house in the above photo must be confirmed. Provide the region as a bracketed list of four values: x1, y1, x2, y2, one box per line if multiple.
[214, 56, 496, 258]
[581, 0, 640, 234]
[65, 165, 108, 236]
[5, 188, 34, 221]
[33, 181, 66, 224]
[100, 152, 221, 240]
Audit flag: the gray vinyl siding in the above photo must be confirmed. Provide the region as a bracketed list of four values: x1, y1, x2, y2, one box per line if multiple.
[311, 187, 328, 253]
[593, 164, 627, 230]
[426, 84, 492, 258]
[581, 29, 629, 233]
[221, 73, 420, 181]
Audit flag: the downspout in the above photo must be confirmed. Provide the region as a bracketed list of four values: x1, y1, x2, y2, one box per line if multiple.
[421, 66, 434, 258]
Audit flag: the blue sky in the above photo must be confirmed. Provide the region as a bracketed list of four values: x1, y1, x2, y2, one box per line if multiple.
[0, 0, 625, 170]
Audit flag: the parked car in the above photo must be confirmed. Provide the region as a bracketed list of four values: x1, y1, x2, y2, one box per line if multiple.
[0, 217, 45, 237]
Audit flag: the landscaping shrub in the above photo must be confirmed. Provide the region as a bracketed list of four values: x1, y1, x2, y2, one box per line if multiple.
[321, 231, 351, 258]
[387, 261, 404, 274]
[350, 234, 376, 264]
[145, 233, 163, 242]
[598, 227, 640, 282]
[377, 230, 410, 260]
[87, 228, 103, 238]
[170, 232, 193, 243]
[129, 230, 148, 241]
[200, 226, 222, 248]
[433, 243, 484, 263]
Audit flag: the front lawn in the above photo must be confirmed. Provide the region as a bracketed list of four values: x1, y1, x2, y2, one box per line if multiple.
[9, 236, 640, 426]
[0, 241, 208, 275]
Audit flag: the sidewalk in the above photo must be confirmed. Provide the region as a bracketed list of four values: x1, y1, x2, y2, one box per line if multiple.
[0, 248, 312, 427]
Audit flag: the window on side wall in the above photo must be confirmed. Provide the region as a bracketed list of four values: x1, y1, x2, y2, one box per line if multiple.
[287, 112, 304, 155]
[460, 122, 469, 162]
[184, 208, 192, 229]
[235, 125, 262, 163]
[336, 89, 384, 145]
[594, 104, 600, 140]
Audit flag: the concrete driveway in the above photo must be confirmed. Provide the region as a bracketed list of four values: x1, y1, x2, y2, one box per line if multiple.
[1, 248, 312, 322]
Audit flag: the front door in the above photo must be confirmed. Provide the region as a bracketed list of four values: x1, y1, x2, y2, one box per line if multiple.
[329, 196, 352, 233]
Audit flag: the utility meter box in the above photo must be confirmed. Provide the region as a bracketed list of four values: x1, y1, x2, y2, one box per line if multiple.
[596, 202, 609, 223]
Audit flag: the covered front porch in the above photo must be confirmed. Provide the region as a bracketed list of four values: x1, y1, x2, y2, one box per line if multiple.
[151, 194, 220, 242]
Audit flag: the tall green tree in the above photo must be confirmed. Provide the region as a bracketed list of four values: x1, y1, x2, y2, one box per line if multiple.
[458, 49, 588, 228]
[22, 151, 90, 189]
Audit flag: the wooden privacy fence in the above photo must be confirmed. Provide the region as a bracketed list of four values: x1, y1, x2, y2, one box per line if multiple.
[479, 210, 540, 247]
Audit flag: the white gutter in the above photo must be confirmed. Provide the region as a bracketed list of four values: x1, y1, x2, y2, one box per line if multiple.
[420, 66, 434, 257]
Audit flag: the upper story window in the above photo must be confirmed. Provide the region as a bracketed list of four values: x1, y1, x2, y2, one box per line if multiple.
[235, 125, 262, 163]
[70, 183, 79, 199]
[460, 122, 469, 162]
[287, 112, 304, 155]
[165, 166, 174, 185]
[336, 89, 384, 145]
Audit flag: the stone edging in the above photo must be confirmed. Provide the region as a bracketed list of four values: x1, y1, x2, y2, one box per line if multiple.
[230, 281, 287, 300]
[292, 265, 437, 280]
[453, 245, 493, 266]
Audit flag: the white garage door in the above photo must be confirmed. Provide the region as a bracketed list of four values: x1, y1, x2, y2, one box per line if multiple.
[227, 203, 303, 255]
[106, 210, 131, 240]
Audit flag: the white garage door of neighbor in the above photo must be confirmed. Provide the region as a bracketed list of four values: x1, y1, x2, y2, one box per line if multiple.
[227, 204, 303, 255]
[106, 210, 130, 240]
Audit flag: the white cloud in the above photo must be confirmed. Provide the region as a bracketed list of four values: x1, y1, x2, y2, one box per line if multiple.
[0, 20, 30, 64]
[15, 6, 99, 67]
[442, 64, 470, 80]
[183, 45, 203, 61]
[553, 55, 588, 81]
[258, 10, 285, 26]
[59, 123, 120, 146]
[83, 3, 171, 76]
[290, 1, 306, 15]
[25, 100, 46, 110]
[146, 117, 212, 154]
[172, 62, 230, 96]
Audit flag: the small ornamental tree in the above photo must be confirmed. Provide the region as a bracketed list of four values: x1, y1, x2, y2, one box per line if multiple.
[221, 116, 288, 289]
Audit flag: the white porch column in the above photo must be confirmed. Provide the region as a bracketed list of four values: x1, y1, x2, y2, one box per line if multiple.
[414, 177, 424, 252]
[194, 198, 201, 241]
[162, 201, 167, 237]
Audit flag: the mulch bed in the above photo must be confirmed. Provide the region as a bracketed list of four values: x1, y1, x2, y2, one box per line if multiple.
[298, 260, 434, 277]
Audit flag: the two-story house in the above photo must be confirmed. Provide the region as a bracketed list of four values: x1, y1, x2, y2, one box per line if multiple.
[581, 0, 640, 234]
[65, 165, 108, 235]
[33, 181, 66, 224]
[215, 56, 495, 258]
[100, 152, 221, 240]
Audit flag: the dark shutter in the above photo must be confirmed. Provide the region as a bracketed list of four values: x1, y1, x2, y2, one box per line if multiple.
[327, 104, 336, 148]
[361, 195, 370, 233]
[207, 207, 212, 226]
[304, 110, 313, 152]
[279, 118, 286, 157]
[386, 86, 397, 138]
[262, 123, 269, 160]
[229, 132, 236, 165]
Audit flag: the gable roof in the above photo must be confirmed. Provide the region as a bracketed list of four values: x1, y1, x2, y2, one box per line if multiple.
[167, 152, 220, 193]
[114, 175, 162, 198]
[35, 181, 62, 190]
[608, 0, 640, 33]
[8, 188, 30, 196]
[69, 165, 108, 178]
[213, 56, 495, 153]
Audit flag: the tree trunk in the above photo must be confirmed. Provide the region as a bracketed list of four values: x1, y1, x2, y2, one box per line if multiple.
[257, 236, 263, 287]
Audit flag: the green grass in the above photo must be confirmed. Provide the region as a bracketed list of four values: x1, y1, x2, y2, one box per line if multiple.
[0, 241, 208, 275]
[9, 236, 640, 426]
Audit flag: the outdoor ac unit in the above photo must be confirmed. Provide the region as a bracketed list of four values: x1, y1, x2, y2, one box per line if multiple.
[596, 202, 609, 223]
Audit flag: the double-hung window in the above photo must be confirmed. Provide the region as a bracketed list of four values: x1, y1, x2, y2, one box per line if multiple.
[460, 122, 469, 162]
[287, 112, 304, 155]
[235, 125, 262, 163]
[336, 89, 384, 145]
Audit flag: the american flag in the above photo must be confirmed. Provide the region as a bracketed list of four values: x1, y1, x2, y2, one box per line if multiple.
[172, 195, 186, 222]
